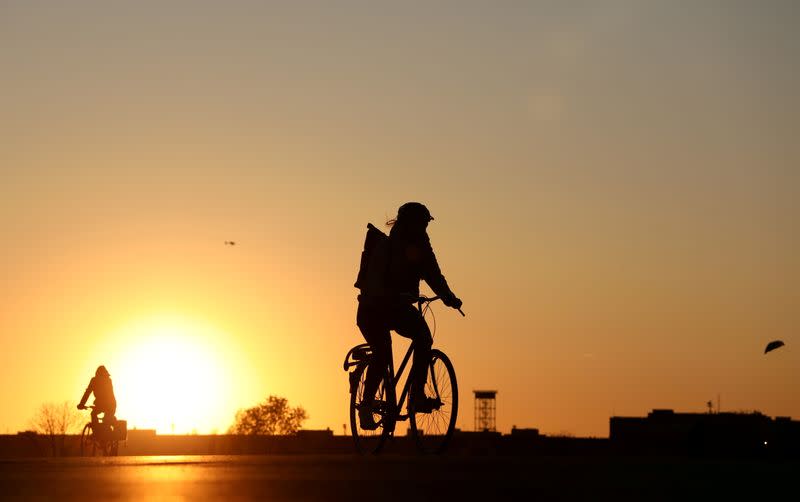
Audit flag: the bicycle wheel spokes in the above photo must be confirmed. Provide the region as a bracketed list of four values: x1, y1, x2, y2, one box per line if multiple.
[410, 349, 458, 454]
[80, 424, 92, 456]
[83, 423, 112, 457]
[350, 364, 391, 455]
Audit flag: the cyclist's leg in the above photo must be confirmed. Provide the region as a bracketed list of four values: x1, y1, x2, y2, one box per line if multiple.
[356, 301, 391, 406]
[91, 407, 100, 425]
[107, 403, 117, 423]
[103, 403, 118, 438]
[391, 303, 432, 403]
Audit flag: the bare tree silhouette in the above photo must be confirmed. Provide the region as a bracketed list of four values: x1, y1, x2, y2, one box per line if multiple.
[31, 401, 83, 456]
[229, 395, 308, 435]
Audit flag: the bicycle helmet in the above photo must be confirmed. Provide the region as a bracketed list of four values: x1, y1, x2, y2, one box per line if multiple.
[96, 365, 110, 377]
[397, 202, 434, 223]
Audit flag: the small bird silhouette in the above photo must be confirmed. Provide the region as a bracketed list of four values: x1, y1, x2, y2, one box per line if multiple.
[764, 340, 785, 354]
[224, 241, 236, 246]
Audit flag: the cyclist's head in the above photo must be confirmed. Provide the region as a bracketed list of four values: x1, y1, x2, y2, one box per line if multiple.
[394, 202, 433, 228]
[95, 365, 110, 377]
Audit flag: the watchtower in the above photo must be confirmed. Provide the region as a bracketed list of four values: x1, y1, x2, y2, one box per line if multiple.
[473, 390, 497, 432]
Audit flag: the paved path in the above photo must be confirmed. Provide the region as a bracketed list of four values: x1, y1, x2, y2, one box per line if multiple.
[0, 454, 795, 501]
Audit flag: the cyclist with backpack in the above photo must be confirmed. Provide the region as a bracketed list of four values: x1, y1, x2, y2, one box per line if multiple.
[77, 365, 117, 426]
[354, 202, 462, 430]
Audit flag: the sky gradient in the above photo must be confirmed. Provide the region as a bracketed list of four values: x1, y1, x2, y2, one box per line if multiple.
[2, 0, 798, 437]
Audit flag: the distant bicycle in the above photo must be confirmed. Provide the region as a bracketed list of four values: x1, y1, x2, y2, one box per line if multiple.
[343, 296, 462, 455]
[79, 406, 126, 456]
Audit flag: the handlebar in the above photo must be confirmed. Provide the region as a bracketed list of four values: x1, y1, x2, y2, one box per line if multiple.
[416, 295, 465, 317]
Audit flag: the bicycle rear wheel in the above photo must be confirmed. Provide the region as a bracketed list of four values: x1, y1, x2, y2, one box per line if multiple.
[409, 349, 458, 454]
[349, 362, 392, 455]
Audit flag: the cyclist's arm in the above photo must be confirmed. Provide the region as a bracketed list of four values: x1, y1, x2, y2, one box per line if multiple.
[77, 378, 94, 409]
[420, 238, 458, 305]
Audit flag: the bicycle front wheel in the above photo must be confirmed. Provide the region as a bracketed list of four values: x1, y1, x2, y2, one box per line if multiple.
[79, 423, 94, 456]
[349, 362, 392, 455]
[409, 349, 458, 454]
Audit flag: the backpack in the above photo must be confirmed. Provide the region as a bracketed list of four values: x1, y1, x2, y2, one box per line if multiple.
[354, 223, 391, 297]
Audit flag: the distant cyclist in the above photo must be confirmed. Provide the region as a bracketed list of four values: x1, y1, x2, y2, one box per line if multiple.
[77, 365, 117, 425]
[355, 202, 462, 429]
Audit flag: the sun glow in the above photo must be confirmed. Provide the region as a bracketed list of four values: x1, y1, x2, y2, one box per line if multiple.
[102, 316, 242, 434]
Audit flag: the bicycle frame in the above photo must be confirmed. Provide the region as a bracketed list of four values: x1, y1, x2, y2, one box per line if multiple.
[364, 297, 440, 430]
[383, 338, 417, 428]
[81, 420, 117, 456]
[392, 294, 457, 415]
[345, 294, 462, 454]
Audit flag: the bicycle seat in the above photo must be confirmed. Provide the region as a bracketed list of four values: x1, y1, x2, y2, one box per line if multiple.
[343, 343, 372, 370]
[352, 346, 371, 361]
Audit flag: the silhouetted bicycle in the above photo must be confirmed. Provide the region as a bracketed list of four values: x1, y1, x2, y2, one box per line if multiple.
[343, 296, 463, 455]
[79, 406, 121, 456]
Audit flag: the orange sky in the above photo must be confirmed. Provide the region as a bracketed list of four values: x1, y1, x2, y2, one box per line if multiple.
[2, 1, 797, 437]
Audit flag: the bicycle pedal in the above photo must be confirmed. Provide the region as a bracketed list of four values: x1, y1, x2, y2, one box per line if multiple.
[410, 397, 442, 414]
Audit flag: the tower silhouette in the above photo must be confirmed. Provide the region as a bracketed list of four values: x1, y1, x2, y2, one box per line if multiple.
[473, 390, 497, 432]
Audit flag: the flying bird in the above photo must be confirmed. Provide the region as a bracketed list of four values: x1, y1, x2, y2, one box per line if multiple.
[224, 241, 236, 246]
[764, 340, 785, 354]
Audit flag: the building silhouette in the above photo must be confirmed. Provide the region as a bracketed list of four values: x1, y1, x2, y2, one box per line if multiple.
[610, 408, 800, 458]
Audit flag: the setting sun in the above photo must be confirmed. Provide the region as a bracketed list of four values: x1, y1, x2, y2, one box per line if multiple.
[100, 316, 243, 434]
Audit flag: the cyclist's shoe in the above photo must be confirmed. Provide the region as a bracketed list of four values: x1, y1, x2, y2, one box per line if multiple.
[358, 407, 379, 431]
[409, 395, 442, 414]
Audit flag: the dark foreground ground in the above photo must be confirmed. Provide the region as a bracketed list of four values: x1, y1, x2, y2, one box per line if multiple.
[0, 454, 796, 501]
